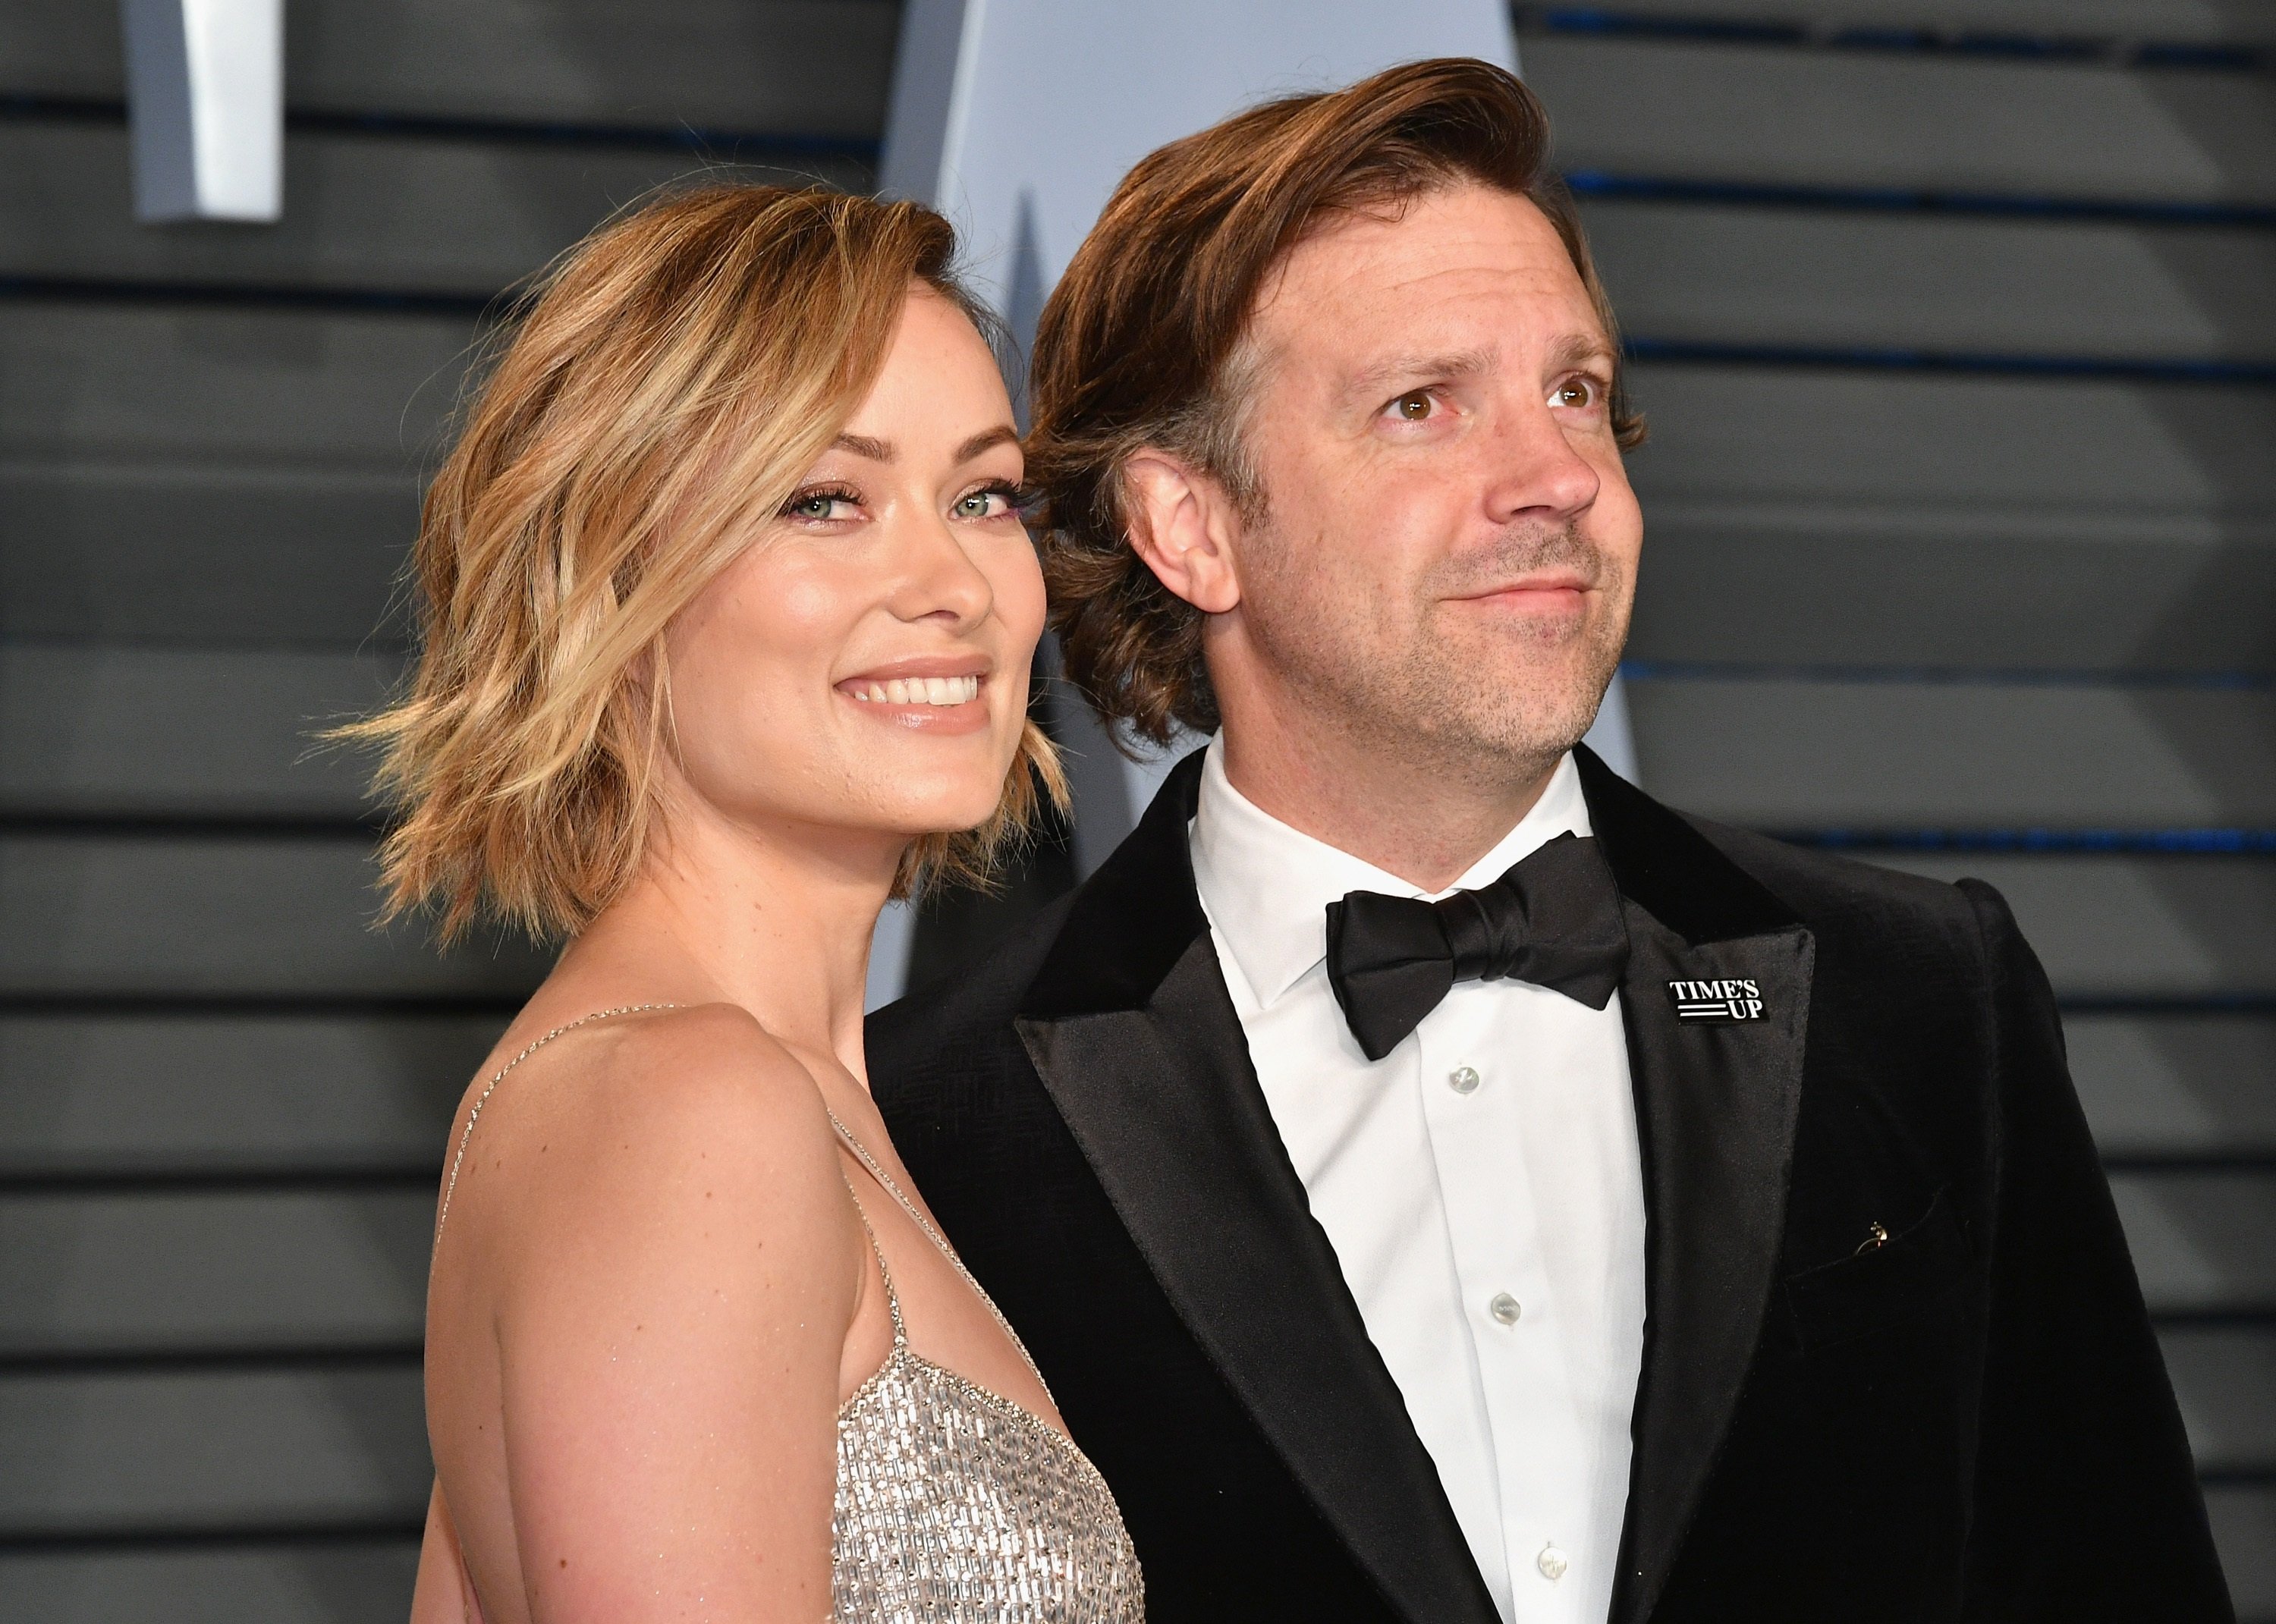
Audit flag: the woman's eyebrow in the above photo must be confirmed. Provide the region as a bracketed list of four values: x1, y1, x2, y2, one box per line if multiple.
[831, 432, 894, 461]
[954, 425, 1020, 463]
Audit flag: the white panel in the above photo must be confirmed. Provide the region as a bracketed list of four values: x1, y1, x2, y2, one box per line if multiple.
[121, 0, 282, 222]
[890, 0, 1517, 306]
[864, 898, 916, 1013]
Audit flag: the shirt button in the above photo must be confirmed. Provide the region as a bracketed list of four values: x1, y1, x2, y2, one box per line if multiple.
[1488, 1292, 1522, 1325]
[1448, 1065, 1481, 1095]
[1537, 1546, 1569, 1581]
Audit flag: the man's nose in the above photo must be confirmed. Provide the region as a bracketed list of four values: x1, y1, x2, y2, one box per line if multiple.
[1482, 397, 1602, 525]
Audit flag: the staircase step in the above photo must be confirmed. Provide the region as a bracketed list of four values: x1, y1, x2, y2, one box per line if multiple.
[1528, 33, 2276, 206]
[1588, 198, 2276, 364]
[0, 465, 423, 646]
[2208, 1485, 2276, 1624]
[0, 301, 471, 647]
[0, 1541, 420, 1624]
[5, 0, 896, 137]
[1630, 675, 2276, 828]
[0, 1365, 426, 1537]
[0, 121, 863, 303]
[1624, 362, 2276, 672]
[0, 1191, 431, 1356]
[1517, 2, 2276, 45]
[0, 1013, 493, 1177]
[2115, 1171, 2276, 1314]
[2071, 1013, 2276, 1158]
[0, 832, 549, 1000]
[2166, 1324, 2276, 1472]
[0, 303, 468, 467]
[1, 644, 396, 819]
[1870, 851, 2276, 1000]
[1626, 363, 2274, 547]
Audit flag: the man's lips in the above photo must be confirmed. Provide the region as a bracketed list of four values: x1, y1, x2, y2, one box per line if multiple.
[1452, 574, 1594, 605]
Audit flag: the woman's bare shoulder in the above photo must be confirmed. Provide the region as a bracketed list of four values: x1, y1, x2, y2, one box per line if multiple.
[448, 1001, 851, 1272]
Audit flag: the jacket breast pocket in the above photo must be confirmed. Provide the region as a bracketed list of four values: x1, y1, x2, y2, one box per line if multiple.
[1783, 1185, 1975, 1352]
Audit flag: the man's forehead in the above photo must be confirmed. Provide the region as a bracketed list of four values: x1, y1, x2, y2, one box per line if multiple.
[1249, 186, 1604, 353]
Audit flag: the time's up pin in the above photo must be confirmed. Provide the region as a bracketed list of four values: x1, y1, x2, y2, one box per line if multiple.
[1668, 978, 1765, 1022]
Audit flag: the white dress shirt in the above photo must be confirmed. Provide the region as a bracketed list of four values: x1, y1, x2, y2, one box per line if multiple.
[1189, 737, 1646, 1624]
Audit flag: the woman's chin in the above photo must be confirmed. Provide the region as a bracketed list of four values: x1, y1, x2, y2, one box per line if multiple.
[863, 781, 1013, 840]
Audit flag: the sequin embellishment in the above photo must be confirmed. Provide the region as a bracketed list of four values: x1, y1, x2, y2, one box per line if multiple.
[828, 1113, 1143, 1621]
[830, 1237, 1144, 1622]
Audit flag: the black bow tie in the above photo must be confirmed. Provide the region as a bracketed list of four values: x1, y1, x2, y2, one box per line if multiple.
[1323, 832, 1630, 1061]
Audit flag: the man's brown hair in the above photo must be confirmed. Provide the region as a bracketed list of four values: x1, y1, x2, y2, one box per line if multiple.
[1029, 56, 1643, 747]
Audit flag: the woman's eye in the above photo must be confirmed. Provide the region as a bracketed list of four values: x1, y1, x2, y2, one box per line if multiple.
[1388, 390, 1435, 422]
[781, 488, 857, 522]
[953, 484, 1020, 520]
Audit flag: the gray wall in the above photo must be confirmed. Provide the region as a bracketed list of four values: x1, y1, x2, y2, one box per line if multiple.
[1524, 5, 2275, 1612]
[0, 2, 2268, 1619]
[0, 4, 888, 1618]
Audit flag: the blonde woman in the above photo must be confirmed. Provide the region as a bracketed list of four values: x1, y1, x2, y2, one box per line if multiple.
[355, 187, 1143, 1622]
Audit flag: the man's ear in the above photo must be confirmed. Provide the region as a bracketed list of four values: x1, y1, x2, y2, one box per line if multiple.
[1123, 451, 1243, 615]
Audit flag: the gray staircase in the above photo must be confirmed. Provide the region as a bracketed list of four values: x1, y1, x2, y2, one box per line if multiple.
[0, 4, 882, 1618]
[1518, 4, 2275, 1613]
[0, 3, 2266, 1619]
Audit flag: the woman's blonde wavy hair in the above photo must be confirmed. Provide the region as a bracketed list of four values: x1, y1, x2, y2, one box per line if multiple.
[342, 184, 1063, 944]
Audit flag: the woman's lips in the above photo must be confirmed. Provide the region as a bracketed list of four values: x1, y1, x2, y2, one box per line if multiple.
[844, 674, 981, 707]
[835, 671, 991, 733]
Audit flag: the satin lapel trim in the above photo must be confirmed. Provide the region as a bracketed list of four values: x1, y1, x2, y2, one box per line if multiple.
[1016, 936, 1503, 1624]
[1614, 905, 1815, 1624]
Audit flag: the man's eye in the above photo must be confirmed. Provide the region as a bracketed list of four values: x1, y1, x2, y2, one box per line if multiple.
[1552, 379, 1599, 409]
[1388, 390, 1437, 422]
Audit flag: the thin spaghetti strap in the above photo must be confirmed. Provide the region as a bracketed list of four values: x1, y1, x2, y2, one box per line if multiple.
[839, 1176, 909, 1351]
[432, 1003, 679, 1249]
[825, 1108, 1052, 1396]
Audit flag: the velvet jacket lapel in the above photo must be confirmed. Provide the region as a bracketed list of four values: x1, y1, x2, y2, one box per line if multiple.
[1573, 747, 1815, 1624]
[1014, 750, 1502, 1624]
[1011, 746, 1814, 1624]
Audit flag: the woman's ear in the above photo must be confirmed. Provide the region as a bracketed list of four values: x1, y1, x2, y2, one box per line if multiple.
[1122, 451, 1243, 615]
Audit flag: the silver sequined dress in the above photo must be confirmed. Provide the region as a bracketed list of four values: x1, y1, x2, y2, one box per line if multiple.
[831, 1205, 1145, 1622]
[435, 1007, 1143, 1624]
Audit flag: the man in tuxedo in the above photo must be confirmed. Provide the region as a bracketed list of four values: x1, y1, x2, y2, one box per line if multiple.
[868, 58, 2230, 1623]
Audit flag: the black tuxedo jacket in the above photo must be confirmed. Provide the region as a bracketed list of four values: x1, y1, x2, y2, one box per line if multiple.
[868, 747, 2230, 1622]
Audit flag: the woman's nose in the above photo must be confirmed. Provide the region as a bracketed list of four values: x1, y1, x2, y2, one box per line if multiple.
[888, 507, 996, 625]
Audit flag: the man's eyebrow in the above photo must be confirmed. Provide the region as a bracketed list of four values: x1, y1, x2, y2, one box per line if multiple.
[1548, 332, 1619, 372]
[1341, 348, 1496, 399]
[830, 432, 894, 461]
[954, 425, 1020, 463]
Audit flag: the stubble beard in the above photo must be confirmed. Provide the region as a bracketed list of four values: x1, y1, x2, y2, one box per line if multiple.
[1244, 518, 1630, 793]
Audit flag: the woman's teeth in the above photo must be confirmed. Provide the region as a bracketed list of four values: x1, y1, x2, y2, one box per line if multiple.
[850, 675, 981, 706]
